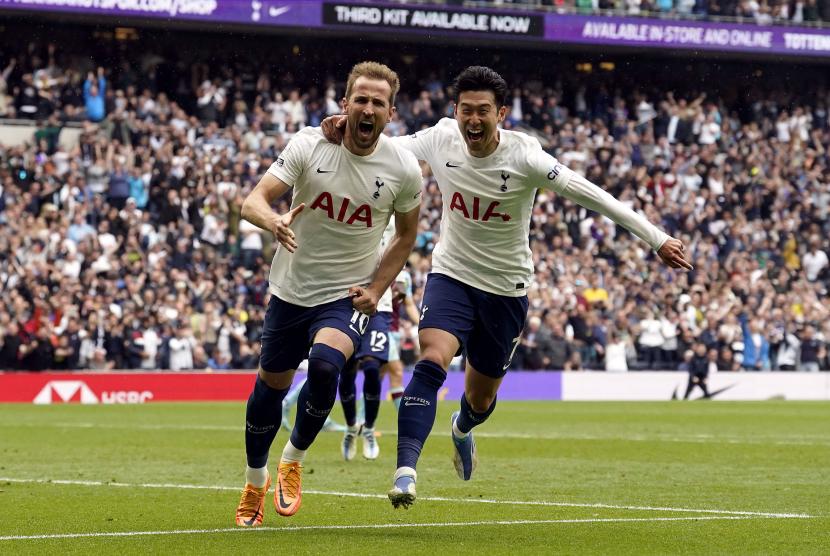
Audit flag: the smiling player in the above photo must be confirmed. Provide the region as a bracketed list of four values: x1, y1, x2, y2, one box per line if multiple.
[322, 65, 692, 508]
[386, 67, 692, 508]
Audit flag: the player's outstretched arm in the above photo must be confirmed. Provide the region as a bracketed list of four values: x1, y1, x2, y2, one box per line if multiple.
[550, 169, 692, 270]
[350, 205, 420, 314]
[241, 173, 305, 253]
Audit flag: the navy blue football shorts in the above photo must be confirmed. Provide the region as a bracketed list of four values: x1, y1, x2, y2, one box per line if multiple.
[355, 311, 393, 363]
[259, 295, 368, 373]
[419, 273, 528, 378]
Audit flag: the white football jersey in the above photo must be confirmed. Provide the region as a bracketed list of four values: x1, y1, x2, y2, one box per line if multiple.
[395, 118, 668, 296]
[266, 127, 422, 307]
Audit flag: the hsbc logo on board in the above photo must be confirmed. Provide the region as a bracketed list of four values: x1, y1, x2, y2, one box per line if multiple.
[33, 381, 153, 405]
[34, 381, 98, 404]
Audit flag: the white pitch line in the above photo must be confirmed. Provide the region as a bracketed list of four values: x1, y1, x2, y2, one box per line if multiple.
[0, 477, 813, 519]
[0, 516, 763, 542]
[2, 422, 827, 446]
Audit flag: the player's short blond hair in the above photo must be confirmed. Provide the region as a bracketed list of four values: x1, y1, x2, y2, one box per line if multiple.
[345, 61, 400, 106]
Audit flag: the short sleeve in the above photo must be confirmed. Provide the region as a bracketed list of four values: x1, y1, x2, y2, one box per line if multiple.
[393, 156, 423, 214]
[390, 120, 446, 164]
[266, 128, 316, 187]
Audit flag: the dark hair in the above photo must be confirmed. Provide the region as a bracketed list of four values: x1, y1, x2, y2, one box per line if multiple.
[452, 66, 508, 107]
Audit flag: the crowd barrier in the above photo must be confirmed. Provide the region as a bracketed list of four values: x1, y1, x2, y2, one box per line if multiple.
[0, 121, 83, 150]
[1, 370, 828, 404]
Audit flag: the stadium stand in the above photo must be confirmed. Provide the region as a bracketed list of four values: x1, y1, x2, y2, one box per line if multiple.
[0, 24, 828, 372]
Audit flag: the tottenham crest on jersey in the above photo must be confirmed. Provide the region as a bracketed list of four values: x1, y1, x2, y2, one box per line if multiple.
[500, 171, 510, 192]
[373, 177, 385, 199]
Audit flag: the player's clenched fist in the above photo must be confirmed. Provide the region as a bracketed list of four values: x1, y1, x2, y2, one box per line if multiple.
[657, 237, 693, 270]
[271, 203, 305, 253]
[349, 285, 380, 314]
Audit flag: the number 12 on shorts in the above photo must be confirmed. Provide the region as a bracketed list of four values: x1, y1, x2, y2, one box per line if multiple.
[370, 331, 387, 352]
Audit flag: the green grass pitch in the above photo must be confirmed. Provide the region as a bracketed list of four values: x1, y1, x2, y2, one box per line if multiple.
[0, 401, 828, 554]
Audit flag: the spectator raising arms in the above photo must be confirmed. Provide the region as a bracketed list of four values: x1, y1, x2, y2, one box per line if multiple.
[0, 37, 829, 374]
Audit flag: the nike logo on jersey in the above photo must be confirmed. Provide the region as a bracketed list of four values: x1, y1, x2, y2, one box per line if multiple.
[316, 167, 335, 174]
[413, 191, 422, 199]
[445, 162, 461, 168]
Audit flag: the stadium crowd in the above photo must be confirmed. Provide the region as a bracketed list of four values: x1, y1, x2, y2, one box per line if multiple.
[0, 36, 829, 372]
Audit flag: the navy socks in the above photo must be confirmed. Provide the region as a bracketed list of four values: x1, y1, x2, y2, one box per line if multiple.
[396, 359, 447, 470]
[245, 376, 290, 468]
[455, 393, 497, 434]
[338, 357, 382, 429]
[290, 344, 346, 450]
[361, 358, 381, 429]
[338, 359, 359, 427]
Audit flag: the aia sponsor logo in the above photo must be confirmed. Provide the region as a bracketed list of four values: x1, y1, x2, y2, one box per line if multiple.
[309, 192, 373, 227]
[449, 192, 511, 222]
[33, 380, 153, 405]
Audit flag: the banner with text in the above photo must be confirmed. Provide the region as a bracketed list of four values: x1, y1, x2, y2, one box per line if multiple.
[2, 370, 828, 404]
[0, 370, 561, 404]
[560, 371, 830, 401]
[323, 2, 544, 38]
[547, 15, 830, 56]
[1, 1, 829, 57]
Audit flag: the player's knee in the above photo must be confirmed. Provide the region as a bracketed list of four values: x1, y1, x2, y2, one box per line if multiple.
[420, 346, 453, 370]
[258, 367, 294, 390]
[307, 361, 338, 392]
[466, 392, 495, 414]
[307, 344, 347, 405]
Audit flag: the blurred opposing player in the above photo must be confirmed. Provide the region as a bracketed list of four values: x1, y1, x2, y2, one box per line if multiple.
[234, 61, 421, 526]
[384, 266, 420, 409]
[321, 66, 691, 508]
[338, 218, 399, 461]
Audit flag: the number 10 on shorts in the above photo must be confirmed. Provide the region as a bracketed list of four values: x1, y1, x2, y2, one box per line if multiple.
[350, 310, 370, 335]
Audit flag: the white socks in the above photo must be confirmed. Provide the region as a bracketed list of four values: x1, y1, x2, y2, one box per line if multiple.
[394, 466, 417, 481]
[245, 465, 269, 488]
[452, 419, 469, 439]
[281, 439, 307, 464]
